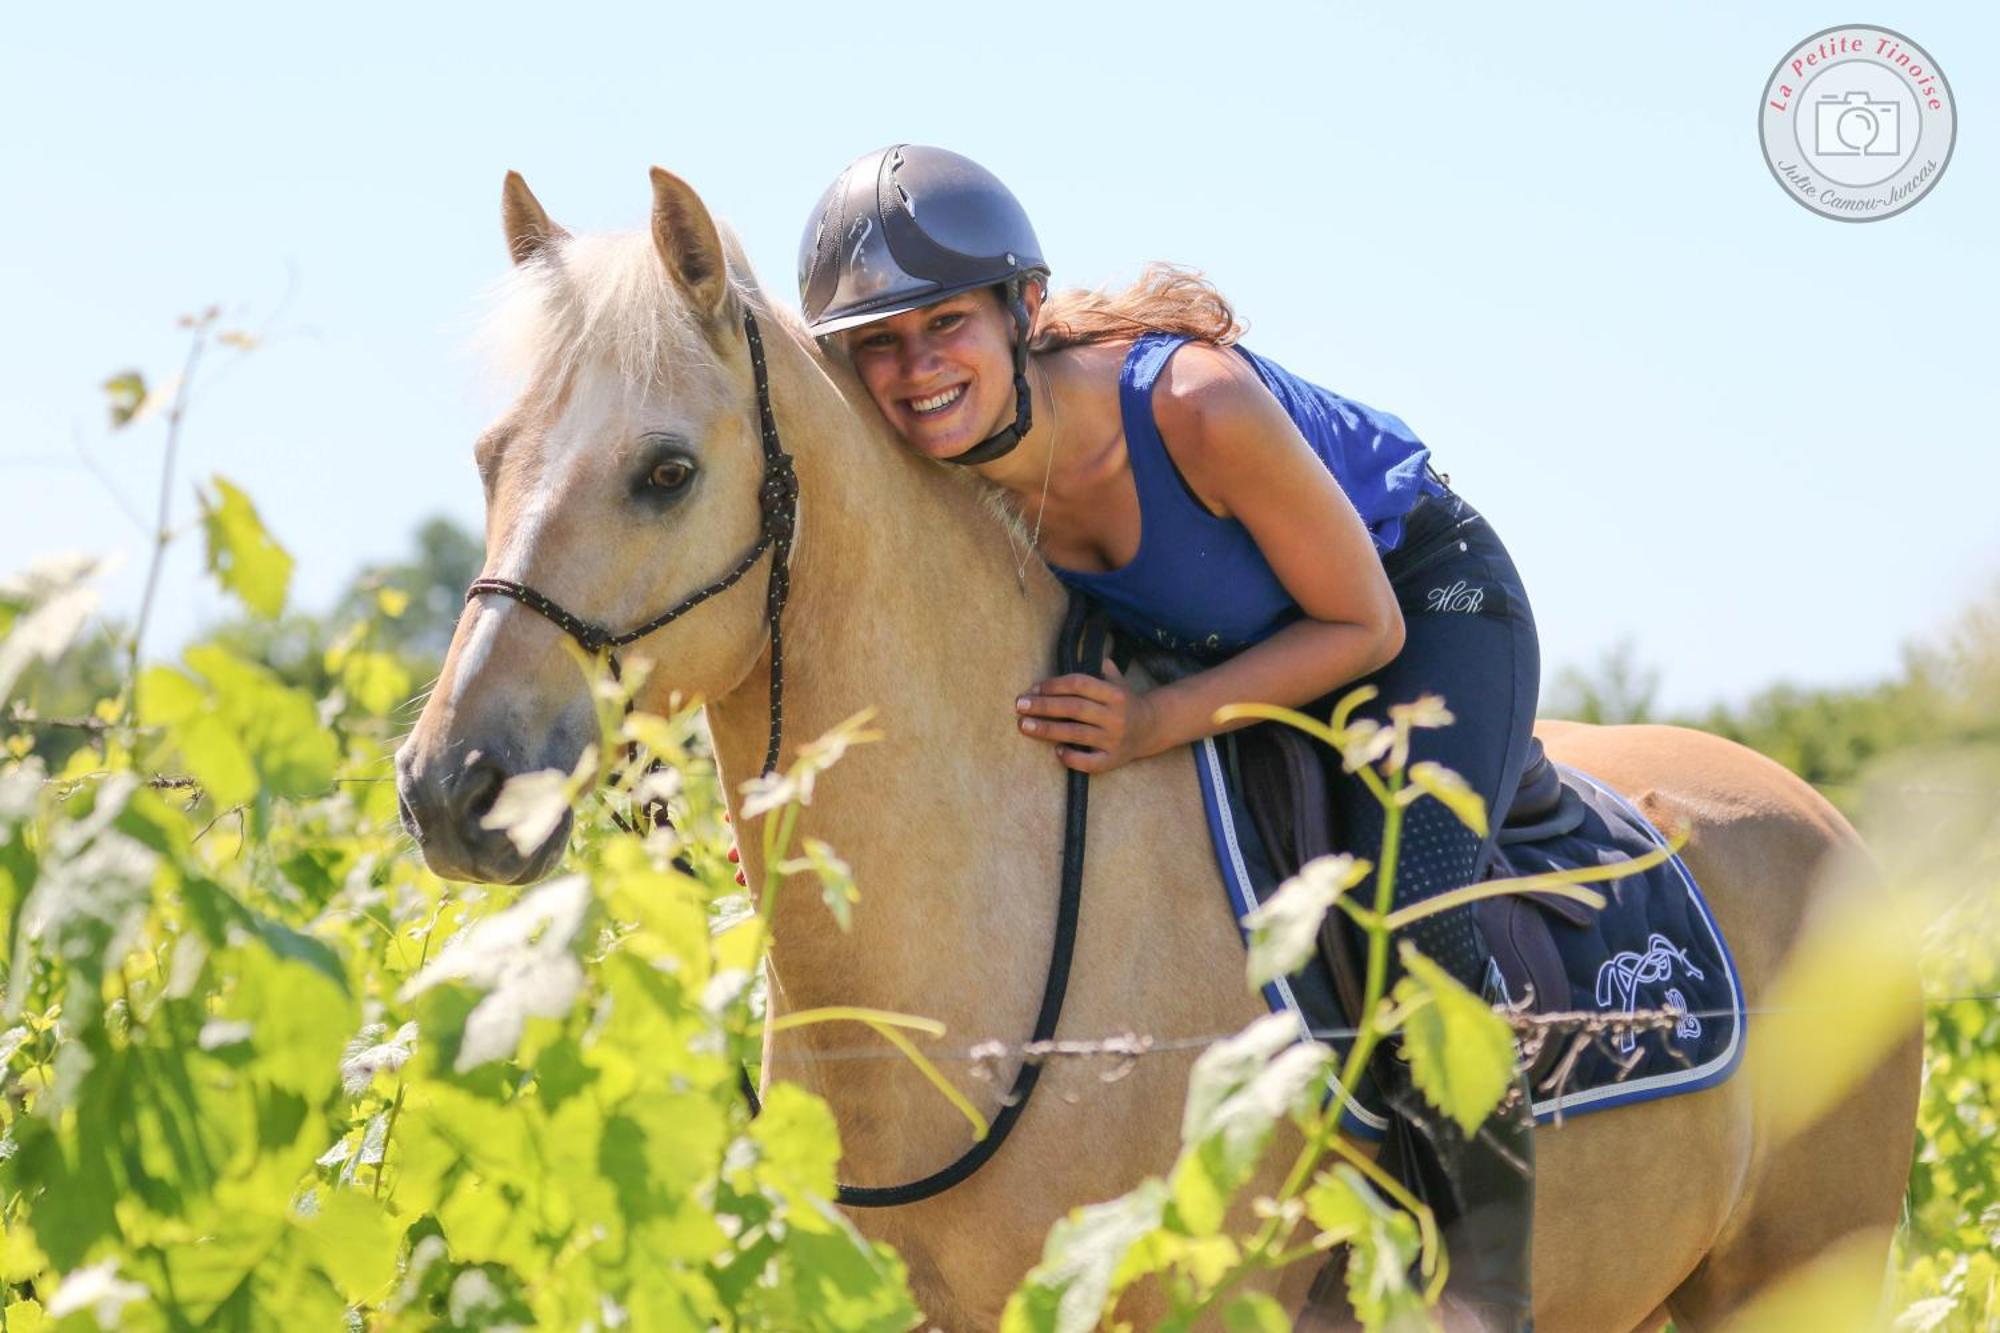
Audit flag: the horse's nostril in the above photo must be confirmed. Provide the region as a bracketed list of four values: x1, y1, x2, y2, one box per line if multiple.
[459, 760, 505, 826]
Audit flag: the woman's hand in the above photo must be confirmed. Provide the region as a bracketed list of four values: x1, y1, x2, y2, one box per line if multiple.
[1015, 660, 1157, 773]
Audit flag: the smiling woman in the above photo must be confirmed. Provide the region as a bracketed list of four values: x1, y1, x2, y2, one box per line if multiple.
[799, 140, 1548, 1323]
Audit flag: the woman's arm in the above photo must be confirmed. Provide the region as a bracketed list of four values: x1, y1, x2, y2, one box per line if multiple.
[1018, 344, 1406, 772]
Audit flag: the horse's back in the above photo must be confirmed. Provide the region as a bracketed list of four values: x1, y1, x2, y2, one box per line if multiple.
[1532, 719, 1864, 986]
[1531, 718, 1857, 846]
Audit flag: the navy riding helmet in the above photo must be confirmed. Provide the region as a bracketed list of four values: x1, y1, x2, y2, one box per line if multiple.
[798, 145, 1049, 466]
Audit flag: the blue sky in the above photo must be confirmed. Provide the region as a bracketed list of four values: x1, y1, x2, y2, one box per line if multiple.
[2, 1, 1994, 712]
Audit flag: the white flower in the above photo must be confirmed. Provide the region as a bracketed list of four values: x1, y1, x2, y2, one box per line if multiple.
[340, 1020, 420, 1095]
[49, 1259, 148, 1324]
[399, 877, 591, 1072]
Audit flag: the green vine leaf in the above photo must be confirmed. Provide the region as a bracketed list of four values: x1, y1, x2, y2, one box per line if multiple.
[0, 555, 104, 704]
[1173, 1012, 1329, 1236]
[175, 644, 339, 799]
[9, 775, 153, 1026]
[46, 1258, 148, 1324]
[1002, 1178, 1170, 1333]
[1401, 760, 1489, 838]
[1223, 1291, 1291, 1332]
[1303, 1165, 1425, 1329]
[101, 369, 148, 427]
[1390, 943, 1515, 1135]
[198, 473, 294, 618]
[399, 875, 593, 1072]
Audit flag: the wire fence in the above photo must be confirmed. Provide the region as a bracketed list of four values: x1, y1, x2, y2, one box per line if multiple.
[753, 992, 2000, 1071]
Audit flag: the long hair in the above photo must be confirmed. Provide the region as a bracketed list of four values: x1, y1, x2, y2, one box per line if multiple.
[1029, 262, 1246, 353]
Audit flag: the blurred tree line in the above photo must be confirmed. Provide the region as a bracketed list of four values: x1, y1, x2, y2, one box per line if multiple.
[3, 516, 480, 771]
[1545, 586, 2000, 815]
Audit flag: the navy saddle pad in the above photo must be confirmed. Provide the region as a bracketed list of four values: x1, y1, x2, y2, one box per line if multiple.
[1196, 730, 1745, 1132]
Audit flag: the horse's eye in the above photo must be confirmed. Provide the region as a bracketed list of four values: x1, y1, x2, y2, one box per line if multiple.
[647, 458, 695, 493]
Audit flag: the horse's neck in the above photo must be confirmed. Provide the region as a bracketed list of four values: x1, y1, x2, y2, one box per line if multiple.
[704, 324, 1071, 1072]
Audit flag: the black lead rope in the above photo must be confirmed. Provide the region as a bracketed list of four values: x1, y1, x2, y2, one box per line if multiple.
[741, 596, 1103, 1209]
[467, 303, 1099, 1209]
[837, 597, 1102, 1206]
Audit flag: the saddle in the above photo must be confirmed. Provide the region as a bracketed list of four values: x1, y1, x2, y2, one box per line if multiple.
[1124, 640, 1574, 1047]
[1230, 705, 1584, 1074]
[1122, 637, 1743, 1124]
[1112, 633, 1743, 1329]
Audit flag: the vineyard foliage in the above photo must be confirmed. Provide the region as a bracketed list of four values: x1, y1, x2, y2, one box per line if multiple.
[2, 327, 1995, 1330]
[2, 468, 923, 1327]
[1, 491, 1535, 1332]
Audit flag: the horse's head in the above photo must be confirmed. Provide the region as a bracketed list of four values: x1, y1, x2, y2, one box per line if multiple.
[397, 169, 786, 883]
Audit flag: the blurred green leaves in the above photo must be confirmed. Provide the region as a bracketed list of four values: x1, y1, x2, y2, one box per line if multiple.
[1400, 761, 1487, 839]
[141, 642, 337, 804]
[1004, 1179, 1170, 1333]
[400, 875, 592, 1073]
[198, 474, 294, 619]
[1173, 1014, 1329, 1237]
[101, 369, 150, 428]
[0, 444, 922, 1329]
[0, 556, 105, 705]
[1303, 1167, 1425, 1331]
[1243, 854, 1369, 991]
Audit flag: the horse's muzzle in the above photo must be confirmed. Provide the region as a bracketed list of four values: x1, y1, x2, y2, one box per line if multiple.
[394, 742, 572, 885]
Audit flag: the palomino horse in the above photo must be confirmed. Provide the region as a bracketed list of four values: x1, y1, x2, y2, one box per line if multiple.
[395, 169, 1922, 1330]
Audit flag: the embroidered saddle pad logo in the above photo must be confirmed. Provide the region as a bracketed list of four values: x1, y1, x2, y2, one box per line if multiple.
[1595, 933, 1706, 1053]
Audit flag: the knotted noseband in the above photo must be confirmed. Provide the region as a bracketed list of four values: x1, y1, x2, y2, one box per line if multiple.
[465, 307, 800, 776]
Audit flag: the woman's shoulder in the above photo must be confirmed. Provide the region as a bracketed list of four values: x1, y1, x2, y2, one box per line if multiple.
[1039, 336, 1274, 471]
[1039, 336, 1137, 384]
[1149, 339, 1273, 436]
[1044, 334, 1255, 398]
[1037, 340, 1133, 462]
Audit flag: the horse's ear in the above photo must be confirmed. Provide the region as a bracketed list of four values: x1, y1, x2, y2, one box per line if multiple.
[502, 171, 568, 266]
[649, 167, 732, 325]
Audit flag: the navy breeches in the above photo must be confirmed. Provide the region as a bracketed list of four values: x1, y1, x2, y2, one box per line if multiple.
[1325, 486, 1542, 991]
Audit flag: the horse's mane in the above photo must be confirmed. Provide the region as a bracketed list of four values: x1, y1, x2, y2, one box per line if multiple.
[474, 224, 767, 412]
[472, 218, 1037, 558]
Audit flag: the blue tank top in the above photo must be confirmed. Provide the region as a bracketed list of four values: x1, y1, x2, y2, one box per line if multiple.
[1047, 333, 1445, 657]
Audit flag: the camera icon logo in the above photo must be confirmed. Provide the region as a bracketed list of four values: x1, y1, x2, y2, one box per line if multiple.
[1760, 25, 1955, 220]
[1814, 90, 1901, 157]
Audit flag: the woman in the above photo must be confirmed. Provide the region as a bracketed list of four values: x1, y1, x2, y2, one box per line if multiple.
[799, 144, 1539, 1327]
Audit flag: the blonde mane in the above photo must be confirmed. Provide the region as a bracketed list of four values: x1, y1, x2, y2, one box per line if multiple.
[473, 223, 775, 411]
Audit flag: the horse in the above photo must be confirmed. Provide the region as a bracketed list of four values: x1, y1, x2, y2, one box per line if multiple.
[394, 167, 1923, 1330]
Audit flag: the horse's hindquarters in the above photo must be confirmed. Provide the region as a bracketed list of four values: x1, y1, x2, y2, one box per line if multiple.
[1531, 1083, 1752, 1330]
[1529, 720, 1920, 1327]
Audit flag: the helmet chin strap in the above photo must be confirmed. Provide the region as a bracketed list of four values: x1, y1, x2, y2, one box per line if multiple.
[942, 278, 1033, 467]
